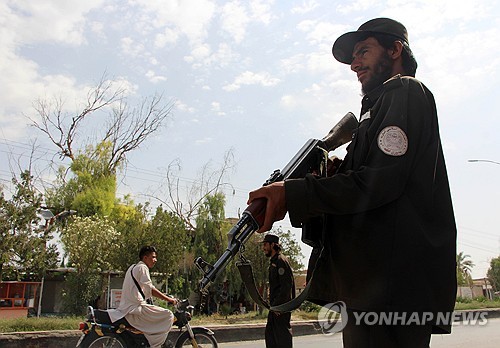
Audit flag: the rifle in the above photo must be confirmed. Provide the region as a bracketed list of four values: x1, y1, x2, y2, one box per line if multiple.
[195, 112, 359, 294]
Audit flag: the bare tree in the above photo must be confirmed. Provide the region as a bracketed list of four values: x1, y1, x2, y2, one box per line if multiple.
[148, 149, 236, 230]
[27, 74, 174, 173]
[103, 93, 174, 173]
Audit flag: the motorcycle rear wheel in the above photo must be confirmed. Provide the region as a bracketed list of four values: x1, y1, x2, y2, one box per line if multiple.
[87, 335, 127, 348]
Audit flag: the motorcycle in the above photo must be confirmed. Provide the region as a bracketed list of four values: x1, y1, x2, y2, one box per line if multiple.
[76, 299, 217, 348]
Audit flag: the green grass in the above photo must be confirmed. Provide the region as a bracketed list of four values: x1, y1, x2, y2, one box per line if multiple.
[0, 316, 84, 333]
[454, 299, 500, 311]
[1, 299, 499, 333]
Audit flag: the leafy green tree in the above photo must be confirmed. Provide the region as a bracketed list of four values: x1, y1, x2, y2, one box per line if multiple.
[0, 171, 58, 281]
[45, 142, 117, 218]
[147, 207, 190, 273]
[109, 200, 150, 271]
[487, 256, 500, 293]
[61, 216, 119, 274]
[70, 142, 117, 217]
[143, 206, 191, 295]
[108, 200, 192, 297]
[193, 193, 228, 265]
[60, 215, 119, 314]
[190, 192, 239, 306]
[273, 226, 304, 271]
[0, 189, 15, 280]
[457, 252, 474, 286]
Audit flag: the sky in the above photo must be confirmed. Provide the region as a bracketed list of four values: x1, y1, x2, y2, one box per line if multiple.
[1, 0, 499, 279]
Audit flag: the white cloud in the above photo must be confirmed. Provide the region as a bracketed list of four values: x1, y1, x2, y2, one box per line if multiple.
[191, 44, 212, 61]
[154, 28, 180, 48]
[221, 1, 250, 44]
[186, 43, 240, 70]
[89, 21, 105, 38]
[176, 101, 195, 113]
[280, 54, 307, 74]
[195, 137, 213, 144]
[291, 0, 319, 14]
[145, 70, 167, 83]
[249, 0, 275, 25]
[133, 0, 216, 45]
[336, 0, 378, 14]
[211, 101, 226, 116]
[222, 71, 280, 91]
[2, 0, 105, 45]
[297, 19, 346, 47]
[416, 28, 500, 105]
[280, 95, 297, 109]
[220, 1, 276, 43]
[120, 37, 145, 58]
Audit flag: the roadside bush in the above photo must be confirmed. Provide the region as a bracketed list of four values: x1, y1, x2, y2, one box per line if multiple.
[299, 301, 322, 313]
[474, 296, 488, 303]
[455, 296, 472, 303]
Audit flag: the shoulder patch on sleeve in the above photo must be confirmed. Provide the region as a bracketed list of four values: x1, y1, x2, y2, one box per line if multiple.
[377, 126, 408, 156]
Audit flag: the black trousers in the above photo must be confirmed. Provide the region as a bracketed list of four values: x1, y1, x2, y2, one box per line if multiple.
[265, 311, 293, 348]
[342, 309, 432, 348]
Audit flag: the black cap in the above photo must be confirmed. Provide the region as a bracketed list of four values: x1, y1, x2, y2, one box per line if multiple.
[261, 234, 279, 244]
[332, 18, 409, 64]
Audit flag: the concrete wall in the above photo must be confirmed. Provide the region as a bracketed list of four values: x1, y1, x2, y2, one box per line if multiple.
[457, 285, 485, 299]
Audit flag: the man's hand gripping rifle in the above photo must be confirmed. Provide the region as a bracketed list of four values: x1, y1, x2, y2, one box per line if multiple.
[195, 112, 358, 294]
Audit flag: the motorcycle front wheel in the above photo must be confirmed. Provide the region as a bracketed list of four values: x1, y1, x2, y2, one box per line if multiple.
[175, 327, 218, 348]
[87, 335, 127, 348]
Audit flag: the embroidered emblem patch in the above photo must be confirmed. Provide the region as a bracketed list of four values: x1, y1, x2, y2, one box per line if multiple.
[377, 126, 408, 156]
[278, 268, 285, 276]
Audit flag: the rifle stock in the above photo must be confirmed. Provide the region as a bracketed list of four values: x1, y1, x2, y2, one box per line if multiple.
[195, 112, 358, 293]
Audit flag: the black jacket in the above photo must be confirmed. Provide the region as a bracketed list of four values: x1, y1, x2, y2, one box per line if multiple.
[285, 75, 457, 333]
[268, 253, 295, 306]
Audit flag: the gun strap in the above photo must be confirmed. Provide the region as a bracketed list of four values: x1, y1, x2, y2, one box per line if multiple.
[236, 260, 270, 309]
[236, 246, 323, 313]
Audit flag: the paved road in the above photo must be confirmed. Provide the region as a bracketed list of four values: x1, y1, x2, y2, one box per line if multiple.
[220, 318, 500, 347]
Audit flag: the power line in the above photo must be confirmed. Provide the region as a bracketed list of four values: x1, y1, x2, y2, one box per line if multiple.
[0, 137, 254, 194]
[458, 225, 499, 239]
[458, 240, 499, 255]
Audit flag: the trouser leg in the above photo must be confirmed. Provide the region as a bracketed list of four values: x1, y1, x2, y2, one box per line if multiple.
[265, 311, 293, 348]
[342, 309, 431, 348]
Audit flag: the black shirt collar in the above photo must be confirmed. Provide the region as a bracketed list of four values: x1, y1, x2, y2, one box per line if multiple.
[361, 74, 403, 115]
[270, 253, 279, 263]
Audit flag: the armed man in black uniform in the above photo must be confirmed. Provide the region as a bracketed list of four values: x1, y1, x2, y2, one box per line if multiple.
[248, 18, 457, 348]
[261, 234, 295, 348]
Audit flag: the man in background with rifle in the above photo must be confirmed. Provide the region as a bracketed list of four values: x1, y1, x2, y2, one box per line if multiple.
[248, 18, 457, 348]
[261, 233, 295, 348]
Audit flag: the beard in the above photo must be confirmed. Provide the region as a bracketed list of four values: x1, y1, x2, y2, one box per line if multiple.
[265, 251, 272, 257]
[361, 52, 393, 95]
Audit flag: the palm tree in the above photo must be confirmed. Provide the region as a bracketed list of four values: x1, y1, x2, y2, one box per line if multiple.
[456, 252, 474, 286]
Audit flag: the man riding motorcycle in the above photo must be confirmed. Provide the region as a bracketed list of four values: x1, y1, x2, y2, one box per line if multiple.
[107, 246, 177, 348]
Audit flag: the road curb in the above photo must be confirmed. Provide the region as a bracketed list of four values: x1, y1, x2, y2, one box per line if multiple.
[1, 308, 499, 347]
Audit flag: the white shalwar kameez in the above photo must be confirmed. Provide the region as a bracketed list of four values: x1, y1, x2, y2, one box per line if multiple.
[108, 261, 174, 348]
